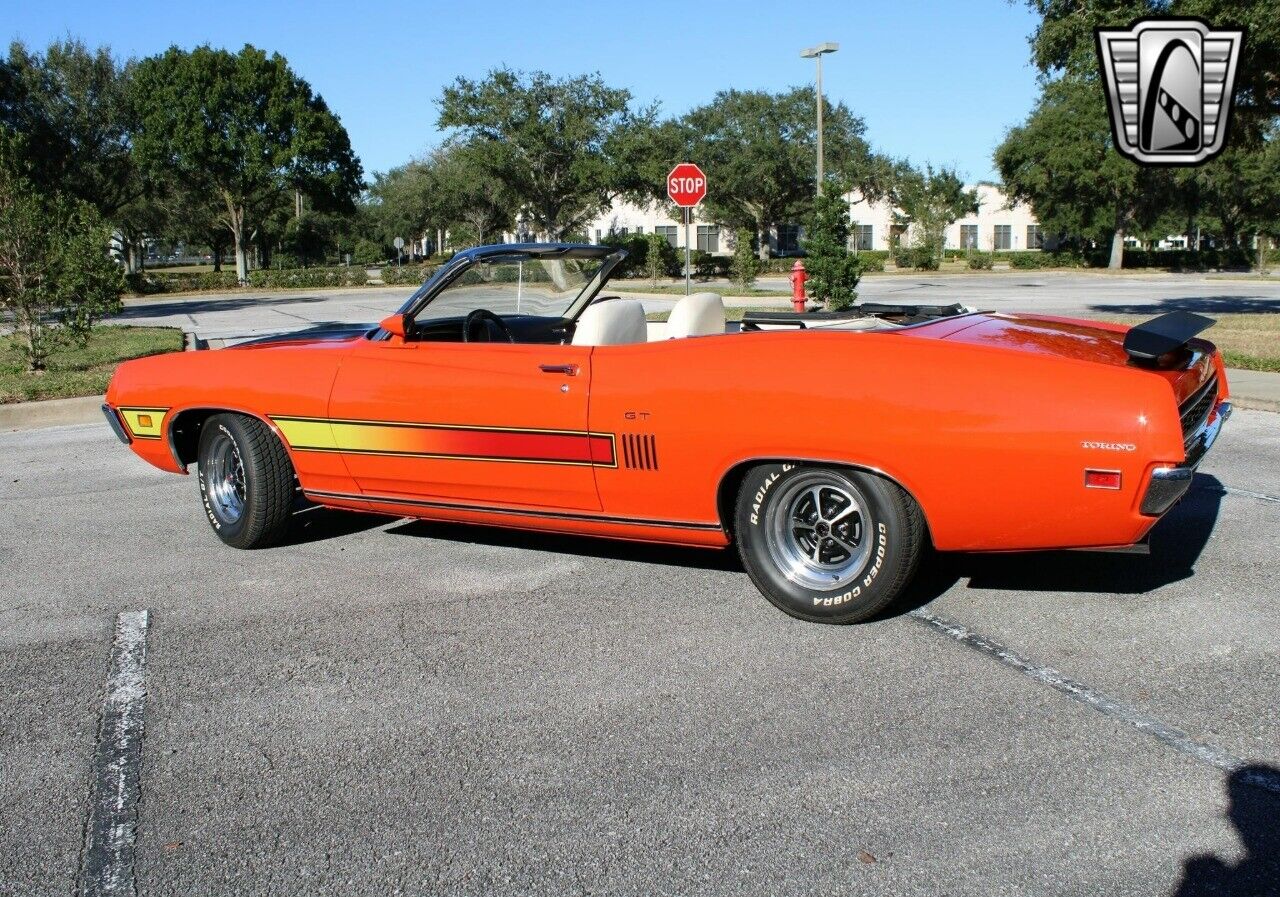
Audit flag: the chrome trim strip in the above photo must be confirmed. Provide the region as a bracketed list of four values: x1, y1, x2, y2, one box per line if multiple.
[1184, 401, 1231, 468]
[303, 488, 724, 532]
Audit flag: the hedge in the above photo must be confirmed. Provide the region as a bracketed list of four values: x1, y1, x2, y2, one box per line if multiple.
[381, 264, 439, 286]
[247, 266, 369, 288]
[126, 270, 240, 294]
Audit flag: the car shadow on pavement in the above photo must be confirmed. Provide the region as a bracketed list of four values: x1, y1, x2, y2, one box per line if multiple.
[281, 507, 398, 546]
[277, 473, 1222, 611]
[384, 518, 744, 572]
[1171, 764, 1280, 897]
[946, 473, 1223, 596]
[1088, 296, 1280, 315]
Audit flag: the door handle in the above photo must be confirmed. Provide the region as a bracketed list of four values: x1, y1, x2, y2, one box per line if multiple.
[539, 364, 578, 376]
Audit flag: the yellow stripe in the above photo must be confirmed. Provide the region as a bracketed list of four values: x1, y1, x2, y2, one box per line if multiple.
[273, 417, 338, 451]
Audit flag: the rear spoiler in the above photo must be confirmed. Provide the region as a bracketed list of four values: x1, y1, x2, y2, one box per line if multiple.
[1123, 311, 1214, 364]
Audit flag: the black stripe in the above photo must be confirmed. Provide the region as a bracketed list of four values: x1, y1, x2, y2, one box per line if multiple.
[271, 414, 608, 439]
[304, 489, 723, 532]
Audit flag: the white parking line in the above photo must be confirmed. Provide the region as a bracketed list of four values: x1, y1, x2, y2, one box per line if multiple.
[1222, 485, 1280, 504]
[909, 608, 1280, 796]
[79, 610, 150, 897]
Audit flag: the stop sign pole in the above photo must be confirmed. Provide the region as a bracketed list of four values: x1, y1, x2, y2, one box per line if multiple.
[667, 163, 707, 295]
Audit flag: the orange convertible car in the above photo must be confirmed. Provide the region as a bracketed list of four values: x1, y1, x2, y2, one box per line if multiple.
[105, 243, 1231, 623]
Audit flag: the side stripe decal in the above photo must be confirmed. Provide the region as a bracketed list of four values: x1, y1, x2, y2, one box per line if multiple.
[271, 415, 616, 468]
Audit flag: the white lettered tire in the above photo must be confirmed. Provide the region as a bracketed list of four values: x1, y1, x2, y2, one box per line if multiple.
[197, 413, 295, 549]
[734, 463, 925, 623]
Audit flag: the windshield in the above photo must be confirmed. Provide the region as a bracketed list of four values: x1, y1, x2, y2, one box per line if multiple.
[415, 256, 606, 321]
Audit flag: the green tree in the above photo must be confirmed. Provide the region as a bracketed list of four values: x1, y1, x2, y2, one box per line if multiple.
[131, 45, 363, 283]
[438, 69, 651, 240]
[432, 143, 516, 247]
[1008, 0, 1280, 267]
[1026, 0, 1280, 140]
[677, 89, 882, 259]
[890, 163, 977, 265]
[0, 150, 123, 371]
[0, 40, 177, 274]
[996, 76, 1168, 267]
[641, 232, 678, 286]
[369, 160, 438, 252]
[0, 40, 134, 213]
[730, 229, 761, 290]
[803, 183, 861, 310]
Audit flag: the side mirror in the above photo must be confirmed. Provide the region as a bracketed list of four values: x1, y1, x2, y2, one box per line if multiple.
[379, 313, 408, 338]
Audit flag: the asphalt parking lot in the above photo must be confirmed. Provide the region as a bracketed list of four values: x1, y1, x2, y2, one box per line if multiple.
[2, 406, 1277, 895]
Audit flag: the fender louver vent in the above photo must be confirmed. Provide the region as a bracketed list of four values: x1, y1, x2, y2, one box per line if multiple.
[622, 434, 659, 470]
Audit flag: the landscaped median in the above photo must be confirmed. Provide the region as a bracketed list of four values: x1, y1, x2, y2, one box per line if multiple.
[124, 262, 442, 296]
[1, 326, 183, 404]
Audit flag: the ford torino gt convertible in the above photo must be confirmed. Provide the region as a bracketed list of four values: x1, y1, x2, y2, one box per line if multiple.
[104, 243, 1231, 623]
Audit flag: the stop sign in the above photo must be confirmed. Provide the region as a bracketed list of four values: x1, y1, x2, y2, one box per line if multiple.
[667, 163, 707, 207]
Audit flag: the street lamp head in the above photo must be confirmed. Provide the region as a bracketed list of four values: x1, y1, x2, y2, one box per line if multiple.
[800, 42, 839, 58]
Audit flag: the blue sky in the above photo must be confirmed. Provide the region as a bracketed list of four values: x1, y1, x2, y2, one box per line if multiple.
[7, 0, 1042, 182]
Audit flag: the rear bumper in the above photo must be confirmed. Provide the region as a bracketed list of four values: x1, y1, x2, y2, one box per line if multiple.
[1140, 400, 1231, 516]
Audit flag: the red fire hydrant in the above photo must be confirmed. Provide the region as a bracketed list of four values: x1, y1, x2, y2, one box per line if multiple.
[789, 260, 808, 312]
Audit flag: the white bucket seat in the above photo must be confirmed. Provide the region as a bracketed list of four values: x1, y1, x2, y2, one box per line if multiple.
[572, 299, 648, 346]
[665, 292, 725, 339]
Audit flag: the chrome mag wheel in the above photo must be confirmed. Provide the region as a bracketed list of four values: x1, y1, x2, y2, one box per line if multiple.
[764, 471, 873, 590]
[204, 429, 247, 525]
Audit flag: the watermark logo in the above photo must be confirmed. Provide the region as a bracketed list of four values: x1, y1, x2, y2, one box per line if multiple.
[1096, 18, 1244, 166]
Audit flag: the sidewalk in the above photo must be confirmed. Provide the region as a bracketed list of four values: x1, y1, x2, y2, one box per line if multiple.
[1225, 368, 1280, 412]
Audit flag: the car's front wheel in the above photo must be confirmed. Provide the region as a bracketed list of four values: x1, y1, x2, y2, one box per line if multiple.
[197, 413, 295, 549]
[734, 463, 925, 623]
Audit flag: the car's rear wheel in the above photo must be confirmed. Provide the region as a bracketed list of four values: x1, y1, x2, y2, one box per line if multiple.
[734, 463, 924, 624]
[197, 413, 294, 549]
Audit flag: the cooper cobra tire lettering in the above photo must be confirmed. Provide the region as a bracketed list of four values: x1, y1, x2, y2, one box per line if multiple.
[734, 466, 925, 625]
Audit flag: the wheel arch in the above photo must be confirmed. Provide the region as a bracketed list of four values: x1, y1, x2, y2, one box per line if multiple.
[167, 406, 284, 470]
[715, 457, 934, 544]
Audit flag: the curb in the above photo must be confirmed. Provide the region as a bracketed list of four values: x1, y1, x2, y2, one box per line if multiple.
[0, 394, 104, 432]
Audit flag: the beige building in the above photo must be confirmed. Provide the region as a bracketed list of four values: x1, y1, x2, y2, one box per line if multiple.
[848, 183, 1045, 253]
[575, 182, 1044, 256]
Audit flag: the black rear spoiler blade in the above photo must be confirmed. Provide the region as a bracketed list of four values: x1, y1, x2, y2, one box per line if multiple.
[1123, 311, 1214, 363]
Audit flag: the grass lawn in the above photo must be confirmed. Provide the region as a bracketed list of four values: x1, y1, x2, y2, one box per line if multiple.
[646, 307, 1280, 373]
[0, 326, 184, 404]
[1088, 312, 1280, 373]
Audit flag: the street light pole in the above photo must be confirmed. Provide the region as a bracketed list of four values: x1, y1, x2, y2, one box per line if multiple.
[801, 42, 839, 196]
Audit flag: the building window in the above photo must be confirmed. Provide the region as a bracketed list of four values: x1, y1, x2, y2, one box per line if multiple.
[777, 224, 801, 254]
[595, 229, 603, 243]
[993, 225, 1012, 251]
[696, 225, 720, 253]
[634, 226, 644, 235]
[1026, 225, 1043, 249]
[960, 224, 978, 249]
[854, 225, 874, 251]
[655, 225, 678, 247]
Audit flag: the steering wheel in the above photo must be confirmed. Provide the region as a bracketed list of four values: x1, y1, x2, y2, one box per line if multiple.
[462, 309, 514, 343]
